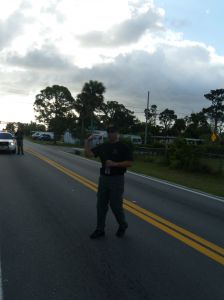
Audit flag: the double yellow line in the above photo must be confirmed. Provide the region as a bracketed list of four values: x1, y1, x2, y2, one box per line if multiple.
[26, 148, 224, 266]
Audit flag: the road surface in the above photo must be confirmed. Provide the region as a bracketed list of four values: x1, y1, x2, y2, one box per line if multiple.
[0, 140, 223, 299]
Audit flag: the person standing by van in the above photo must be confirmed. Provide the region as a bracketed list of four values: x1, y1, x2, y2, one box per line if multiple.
[15, 128, 24, 155]
[85, 125, 133, 239]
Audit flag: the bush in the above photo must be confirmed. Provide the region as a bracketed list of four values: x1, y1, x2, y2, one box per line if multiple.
[168, 138, 204, 172]
[169, 159, 182, 169]
[138, 142, 166, 149]
[202, 144, 224, 156]
[119, 138, 135, 152]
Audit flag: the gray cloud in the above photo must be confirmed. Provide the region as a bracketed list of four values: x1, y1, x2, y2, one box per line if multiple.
[78, 6, 164, 47]
[1, 37, 223, 120]
[5, 45, 71, 70]
[70, 45, 224, 117]
[40, 0, 65, 23]
[0, 0, 223, 123]
[0, 44, 76, 97]
[0, 11, 28, 50]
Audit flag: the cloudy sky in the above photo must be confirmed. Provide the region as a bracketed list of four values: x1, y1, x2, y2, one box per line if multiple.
[0, 0, 223, 126]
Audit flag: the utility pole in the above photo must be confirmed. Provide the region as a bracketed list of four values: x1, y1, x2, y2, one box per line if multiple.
[144, 91, 150, 145]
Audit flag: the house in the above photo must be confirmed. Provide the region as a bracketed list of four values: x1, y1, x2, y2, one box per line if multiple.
[64, 130, 80, 145]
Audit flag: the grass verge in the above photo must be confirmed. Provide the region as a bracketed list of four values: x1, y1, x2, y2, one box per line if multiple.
[25, 137, 79, 147]
[130, 160, 224, 197]
[26, 139, 224, 197]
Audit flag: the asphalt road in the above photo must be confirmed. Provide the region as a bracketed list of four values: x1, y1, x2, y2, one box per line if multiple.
[0, 140, 223, 300]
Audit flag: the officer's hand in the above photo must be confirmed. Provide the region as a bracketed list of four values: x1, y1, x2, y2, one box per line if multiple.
[88, 134, 93, 141]
[105, 160, 116, 167]
[86, 135, 94, 142]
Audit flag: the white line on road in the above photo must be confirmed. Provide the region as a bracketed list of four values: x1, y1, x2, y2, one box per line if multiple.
[0, 258, 3, 300]
[128, 171, 224, 204]
[48, 149, 224, 204]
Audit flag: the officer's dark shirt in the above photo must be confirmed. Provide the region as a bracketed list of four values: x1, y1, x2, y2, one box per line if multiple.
[92, 141, 133, 176]
[15, 131, 24, 141]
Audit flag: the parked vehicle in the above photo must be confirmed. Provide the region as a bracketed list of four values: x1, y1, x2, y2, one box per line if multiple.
[0, 132, 16, 153]
[90, 130, 108, 146]
[32, 131, 54, 140]
[121, 134, 142, 144]
[38, 133, 52, 141]
[89, 131, 142, 146]
[31, 132, 42, 140]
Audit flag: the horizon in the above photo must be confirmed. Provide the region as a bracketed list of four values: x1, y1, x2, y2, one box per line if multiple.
[0, 0, 223, 124]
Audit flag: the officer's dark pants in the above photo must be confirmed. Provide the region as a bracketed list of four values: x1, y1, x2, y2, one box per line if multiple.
[97, 175, 127, 231]
[17, 141, 24, 155]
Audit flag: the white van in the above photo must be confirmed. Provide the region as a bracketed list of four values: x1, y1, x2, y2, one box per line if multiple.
[121, 134, 142, 144]
[91, 131, 108, 146]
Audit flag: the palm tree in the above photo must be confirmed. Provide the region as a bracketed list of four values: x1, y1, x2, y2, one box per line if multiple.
[75, 80, 106, 139]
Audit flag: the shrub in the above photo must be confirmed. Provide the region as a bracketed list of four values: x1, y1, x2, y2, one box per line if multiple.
[119, 138, 135, 152]
[168, 138, 204, 172]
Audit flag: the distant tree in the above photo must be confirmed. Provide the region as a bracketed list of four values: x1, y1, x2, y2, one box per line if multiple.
[6, 122, 16, 133]
[26, 122, 46, 135]
[130, 120, 145, 135]
[6, 122, 46, 136]
[172, 118, 186, 136]
[100, 101, 138, 133]
[191, 112, 209, 129]
[49, 113, 79, 139]
[184, 111, 210, 138]
[16, 122, 26, 131]
[148, 104, 157, 127]
[204, 89, 224, 133]
[75, 80, 106, 138]
[34, 85, 75, 139]
[159, 109, 177, 134]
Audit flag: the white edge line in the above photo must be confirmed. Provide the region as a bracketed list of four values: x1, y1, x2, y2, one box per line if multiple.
[128, 171, 224, 204]
[0, 258, 3, 300]
[55, 149, 224, 204]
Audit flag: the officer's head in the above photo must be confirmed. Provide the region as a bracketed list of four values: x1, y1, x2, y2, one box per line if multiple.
[107, 125, 119, 143]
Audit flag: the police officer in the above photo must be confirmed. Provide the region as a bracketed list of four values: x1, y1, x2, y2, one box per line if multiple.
[15, 128, 24, 155]
[85, 125, 133, 239]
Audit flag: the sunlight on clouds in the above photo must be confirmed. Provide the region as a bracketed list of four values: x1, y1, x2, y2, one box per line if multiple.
[0, 0, 22, 20]
[0, 0, 223, 123]
[58, 0, 130, 34]
[4, 0, 132, 68]
[0, 95, 34, 123]
[2, 0, 165, 69]
[71, 46, 131, 68]
[209, 47, 224, 65]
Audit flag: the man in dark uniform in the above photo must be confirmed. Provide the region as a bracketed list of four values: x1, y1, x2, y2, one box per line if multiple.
[15, 128, 24, 155]
[85, 125, 133, 239]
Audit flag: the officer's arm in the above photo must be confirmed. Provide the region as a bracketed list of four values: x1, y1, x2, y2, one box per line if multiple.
[115, 161, 133, 168]
[106, 160, 133, 168]
[84, 136, 94, 157]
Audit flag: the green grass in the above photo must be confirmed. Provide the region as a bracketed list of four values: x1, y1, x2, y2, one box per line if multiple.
[130, 161, 224, 197]
[27, 138, 224, 197]
[26, 137, 80, 147]
[81, 153, 224, 197]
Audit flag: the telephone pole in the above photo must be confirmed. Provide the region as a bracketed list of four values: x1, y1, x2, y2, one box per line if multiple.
[144, 91, 150, 145]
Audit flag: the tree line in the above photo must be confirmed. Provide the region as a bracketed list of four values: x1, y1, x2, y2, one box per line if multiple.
[5, 82, 224, 144]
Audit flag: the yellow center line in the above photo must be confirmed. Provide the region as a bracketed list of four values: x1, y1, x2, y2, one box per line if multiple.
[27, 148, 97, 191]
[123, 200, 224, 257]
[26, 148, 224, 266]
[123, 204, 224, 266]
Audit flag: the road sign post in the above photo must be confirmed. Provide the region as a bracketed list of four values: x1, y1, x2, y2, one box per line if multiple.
[144, 91, 150, 145]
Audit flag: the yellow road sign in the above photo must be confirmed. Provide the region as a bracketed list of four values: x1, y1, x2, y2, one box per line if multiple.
[211, 132, 217, 142]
